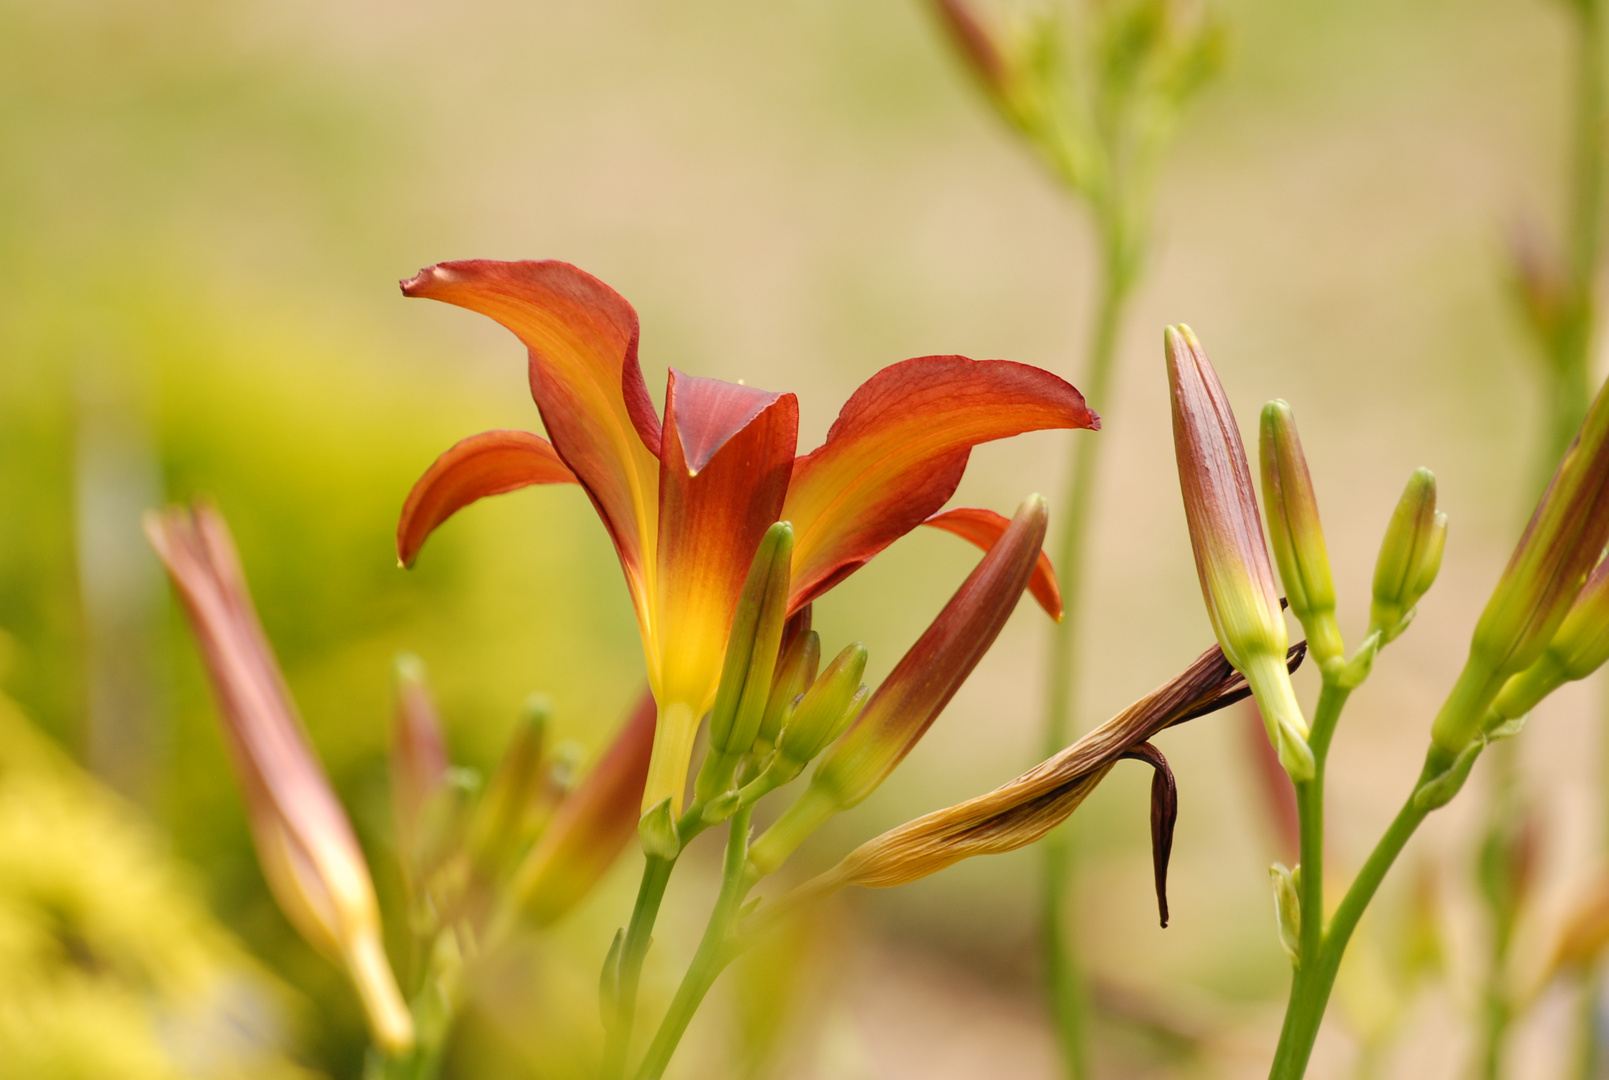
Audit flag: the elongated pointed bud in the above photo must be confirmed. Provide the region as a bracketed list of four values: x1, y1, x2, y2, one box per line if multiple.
[749, 494, 1048, 875]
[1260, 401, 1342, 667]
[510, 691, 656, 926]
[757, 628, 820, 752]
[390, 653, 449, 885]
[466, 694, 550, 880]
[930, 0, 1010, 96]
[1271, 863, 1302, 965]
[145, 504, 413, 1053]
[695, 522, 795, 803]
[1166, 327, 1312, 781]
[1368, 469, 1445, 644]
[1432, 374, 1609, 755]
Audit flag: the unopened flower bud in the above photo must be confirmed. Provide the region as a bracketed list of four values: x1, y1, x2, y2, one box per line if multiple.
[146, 504, 413, 1053]
[467, 694, 550, 880]
[1166, 327, 1312, 781]
[775, 644, 869, 775]
[390, 653, 449, 887]
[509, 691, 655, 927]
[1271, 863, 1302, 965]
[1369, 469, 1445, 644]
[757, 628, 820, 753]
[696, 522, 794, 803]
[1432, 372, 1609, 755]
[749, 495, 1048, 875]
[1259, 401, 1342, 666]
[1487, 555, 1609, 726]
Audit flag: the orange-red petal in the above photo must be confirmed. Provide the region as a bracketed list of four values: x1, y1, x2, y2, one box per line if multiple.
[400, 261, 661, 607]
[922, 506, 1062, 620]
[782, 355, 1097, 610]
[397, 429, 577, 568]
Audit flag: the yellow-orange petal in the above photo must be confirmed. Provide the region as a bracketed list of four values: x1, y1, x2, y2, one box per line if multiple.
[782, 355, 1096, 611]
[397, 429, 577, 567]
[922, 506, 1062, 620]
[400, 260, 661, 611]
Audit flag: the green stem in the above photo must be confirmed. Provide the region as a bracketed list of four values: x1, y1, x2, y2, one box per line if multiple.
[1040, 232, 1132, 1080]
[603, 855, 675, 1080]
[1268, 768, 1433, 1080]
[634, 806, 757, 1080]
[363, 933, 464, 1080]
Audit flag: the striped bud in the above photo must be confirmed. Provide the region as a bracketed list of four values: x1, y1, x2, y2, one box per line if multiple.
[145, 503, 413, 1053]
[1260, 400, 1342, 666]
[1166, 326, 1312, 781]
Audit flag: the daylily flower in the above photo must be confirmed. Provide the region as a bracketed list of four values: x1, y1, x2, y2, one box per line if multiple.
[396, 259, 1096, 814]
[146, 503, 414, 1054]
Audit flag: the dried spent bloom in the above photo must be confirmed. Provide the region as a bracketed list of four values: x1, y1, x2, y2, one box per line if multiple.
[1432, 370, 1609, 755]
[397, 259, 1096, 815]
[145, 503, 413, 1054]
[1259, 401, 1342, 666]
[1165, 325, 1312, 781]
[766, 639, 1305, 923]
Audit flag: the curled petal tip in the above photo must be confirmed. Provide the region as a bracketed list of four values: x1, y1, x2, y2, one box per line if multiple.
[400, 264, 454, 296]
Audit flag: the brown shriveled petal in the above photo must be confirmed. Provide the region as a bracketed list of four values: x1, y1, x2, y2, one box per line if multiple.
[1118, 743, 1178, 928]
[768, 640, 1305, 915]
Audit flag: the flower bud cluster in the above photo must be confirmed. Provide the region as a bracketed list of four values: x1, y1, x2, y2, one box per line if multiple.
[1431, 369, 1609, 756]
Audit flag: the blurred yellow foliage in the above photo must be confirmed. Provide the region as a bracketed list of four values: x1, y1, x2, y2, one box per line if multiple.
[0, 685, 313, 1080]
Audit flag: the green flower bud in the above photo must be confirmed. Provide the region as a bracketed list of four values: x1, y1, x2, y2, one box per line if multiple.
[466, 694, 550, 880]
[1260, 400, 1342, 667]
[775, 644, 869, 777]
[1166, 326, 1312, 781]
[1271, 863, 1302, 966]
[696, 522, 794, 803]
[1369, 469, 1444, 644]
[757, 628, 821, 753]
[1433, 372, 1609, 755]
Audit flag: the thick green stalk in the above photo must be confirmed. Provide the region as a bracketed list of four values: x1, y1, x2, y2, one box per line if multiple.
[1040, 229, 1131, 1080]
[1268, 764, 1434, 1080]
[633, 806, 756, 1080]
[602, 855, 675, 1080]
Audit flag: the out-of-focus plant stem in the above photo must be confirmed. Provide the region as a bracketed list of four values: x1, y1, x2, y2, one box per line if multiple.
[364, 935, 463, 1080]
[604, 809, 714, 1080]
[1041, 222, 1133, 1080]
[1482, 4, 1608, 1073]
[633, 805, 756, 1080]
[603, 855, 675, 1080]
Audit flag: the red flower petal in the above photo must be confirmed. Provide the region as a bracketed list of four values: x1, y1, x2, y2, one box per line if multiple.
[783, 356, 1097, 610]
[400, 260, 662, 602]
[397, 429, 577, 568]
[922, 506, 1062, 620]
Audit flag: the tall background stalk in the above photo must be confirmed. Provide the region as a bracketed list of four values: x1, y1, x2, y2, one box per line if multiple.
[1482, 1, 1607, 1074]
[924, 2, 1220, 1074]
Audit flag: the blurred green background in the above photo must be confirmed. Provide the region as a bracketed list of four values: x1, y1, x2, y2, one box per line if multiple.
[0, 0, 1598, 1076]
